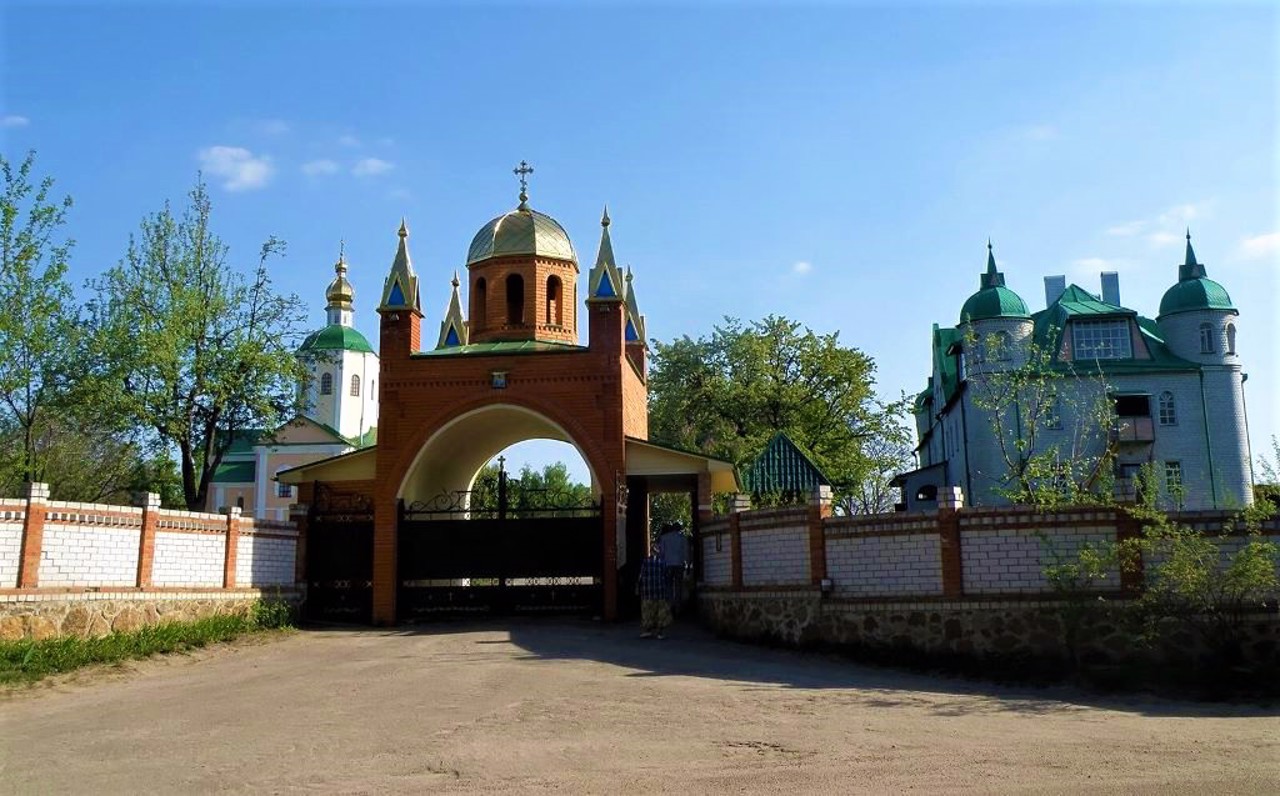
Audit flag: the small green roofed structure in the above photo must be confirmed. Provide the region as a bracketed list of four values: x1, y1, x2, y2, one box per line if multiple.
[959, 241, 1030, 323]
[741, 432, 831, 500]
[1158, 231, 1235, 318]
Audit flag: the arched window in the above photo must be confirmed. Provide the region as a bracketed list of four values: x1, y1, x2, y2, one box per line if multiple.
[472, 277, 487, 329]
[320, 372, 333, 395]
[1199, 322, 1214, 354]
[915, 484, 938, 502]
[350, 374, 361, 397]
[1226, 323, 1236, 355]
[1158, 391, 1176, 426]
[546, 275, 562, 326]
[995, 330, 1012, 361]
[506, 274, 524, 326]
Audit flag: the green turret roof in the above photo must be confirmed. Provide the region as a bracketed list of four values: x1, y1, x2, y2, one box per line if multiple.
[299, 324, 375, 354]
[959, 241, 1030, 323]
[740, 432, 831, 495]
[1158, 233, 1234, 317]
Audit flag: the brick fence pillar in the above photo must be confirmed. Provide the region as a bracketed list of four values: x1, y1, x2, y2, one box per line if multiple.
[729, 512, 743, 589]
[808, 485, 833, 585]
[223, 506, 241, 588]
[17, 482, 49, 588]
[290, 503, 309, 586]
[1116, 509, 1145, 595]
[937, 486, 965, 598]
[134, 491, 161, 588]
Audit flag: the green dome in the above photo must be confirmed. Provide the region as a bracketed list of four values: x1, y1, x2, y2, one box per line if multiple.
[299, 324, 375, 354]
[1158, 277, 1235, 318]
[960, 286, 1030, 323]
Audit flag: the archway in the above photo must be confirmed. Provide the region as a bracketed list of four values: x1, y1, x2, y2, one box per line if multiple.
[395, 404, 606, 620]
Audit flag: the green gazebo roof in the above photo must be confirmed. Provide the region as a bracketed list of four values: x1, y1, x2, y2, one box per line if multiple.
[299, 324, 375, 354]
[741, 433, 831, 495]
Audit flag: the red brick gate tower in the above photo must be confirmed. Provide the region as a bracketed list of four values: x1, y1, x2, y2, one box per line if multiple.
[369, 172, 648, 624]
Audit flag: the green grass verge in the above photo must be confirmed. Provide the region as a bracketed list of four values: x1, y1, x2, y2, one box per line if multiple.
[0, 600, 295, 686]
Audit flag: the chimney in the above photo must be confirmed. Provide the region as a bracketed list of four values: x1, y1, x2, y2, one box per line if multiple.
[1100, 272, 1121, 307]
[1043, 275, 1066, 307]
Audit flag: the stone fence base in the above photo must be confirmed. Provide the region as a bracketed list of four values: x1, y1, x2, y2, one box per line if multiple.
[698, 591, 1280, 670]
[0, 588, 302, 641]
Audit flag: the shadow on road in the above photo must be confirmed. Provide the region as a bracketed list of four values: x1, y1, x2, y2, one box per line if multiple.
[300, 616, 1279, 720]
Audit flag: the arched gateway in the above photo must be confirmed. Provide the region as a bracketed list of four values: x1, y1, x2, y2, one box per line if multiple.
[279, 170, 737, 624]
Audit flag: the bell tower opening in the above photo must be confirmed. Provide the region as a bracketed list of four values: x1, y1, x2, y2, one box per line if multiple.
[547, 275, 562, 326]
[506, 273, 525, 327]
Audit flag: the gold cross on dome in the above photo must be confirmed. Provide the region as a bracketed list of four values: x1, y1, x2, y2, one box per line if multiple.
[514, 160, 534, 208]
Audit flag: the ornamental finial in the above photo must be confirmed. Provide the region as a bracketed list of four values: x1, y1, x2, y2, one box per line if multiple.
[336, 239, 347, 273]
[601, 204, 611, 228]
[514, 160, 534, 210]
[399, 218, 409, 238]
[451, 270, 460, 288]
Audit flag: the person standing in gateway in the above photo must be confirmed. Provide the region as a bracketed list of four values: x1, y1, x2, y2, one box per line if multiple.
[636, 547, 672, 639]
[658, 522, 690, 614]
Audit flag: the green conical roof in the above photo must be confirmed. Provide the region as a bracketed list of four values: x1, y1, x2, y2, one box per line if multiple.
[1158, 232, 1235, 317]
[959, 241, 1029, 323]
[299, 324, 375, 354]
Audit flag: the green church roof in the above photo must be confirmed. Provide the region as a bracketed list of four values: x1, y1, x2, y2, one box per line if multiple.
[212, 460, 256, 484]
[740, 433, 831, 495]
[299, 324, 375, 354]
[1158, 277, 1235, 318]
[959, 242, 1030, 323]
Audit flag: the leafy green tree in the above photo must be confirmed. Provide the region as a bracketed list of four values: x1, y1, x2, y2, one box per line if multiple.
[0, 151, 77, 484]
[648, 315, 909, 513]
[469, 461, 595, 517]
[87, 178, 307, 510]
[964, 328, 1117, 508]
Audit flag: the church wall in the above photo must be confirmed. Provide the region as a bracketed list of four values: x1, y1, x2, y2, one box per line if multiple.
[467, 256, 578, 345]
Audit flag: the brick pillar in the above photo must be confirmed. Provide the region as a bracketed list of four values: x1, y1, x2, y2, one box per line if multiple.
[729, 512, 743, 589]
[134, 491, 161, 588]
[695, 473, 714, 526]
[1116, 510, 1145, 595]
[17, 482, 49, 588]
[371, 495, 397, 625]
[289, 503, 309, 586]
[938, 507, 963, 598]
[808, 485, 833, 586]
[223, 506, 241, 588]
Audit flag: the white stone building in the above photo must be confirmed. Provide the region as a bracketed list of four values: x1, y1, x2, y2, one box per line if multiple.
[895, 235, 1252, 511]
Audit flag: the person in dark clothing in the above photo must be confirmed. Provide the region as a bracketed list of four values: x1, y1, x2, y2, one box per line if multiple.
[636, 547, 672, 639]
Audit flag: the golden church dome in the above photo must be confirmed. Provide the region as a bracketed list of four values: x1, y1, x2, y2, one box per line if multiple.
[326, 249, 354, 310]
[466, 206, 577, 266]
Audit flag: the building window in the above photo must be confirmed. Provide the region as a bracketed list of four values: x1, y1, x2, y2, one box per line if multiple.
[1071, 319, 1132, 360]
[546, 275, 562, 326]
[277, 482, 292, 498]
[236, 496, 245, 510]
[320, 372, 333, 395]
[1226, 323, 1236, 355]
[1199, 322, 1214, 354]
[506, 274, 525, 326]
[472, 277, 487, 329]
[1165, 461, 1184, 510]
[350, 374, 361, 396]
[1158, 391, 1176, 426]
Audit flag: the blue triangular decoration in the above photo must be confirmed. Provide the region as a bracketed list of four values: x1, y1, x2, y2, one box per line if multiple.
[445, 327, 460, 347]
[387, 282, 405, 306]
[596, 272, 616, 298]
[625, 318, 639, 341]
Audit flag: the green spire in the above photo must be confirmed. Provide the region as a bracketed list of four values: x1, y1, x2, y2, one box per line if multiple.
[1179, 228, 1206, 281]
[980, 239, 1006, 288]
[435, 271, 468, 348]
[378, 218, 422, 313]
[587, 204, 624, 302]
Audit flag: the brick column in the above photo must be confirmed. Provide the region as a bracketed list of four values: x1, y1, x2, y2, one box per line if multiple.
[729, 512, 743, 589]
[289, 503, 309, 586]
[1116, 510, 1145, 595]
[17, 482, 49, 588]
[134, 491, 161, 588]
[937, 486, 965, 598]
[808, 485, 832, 586]
[223, 506, 241, 588]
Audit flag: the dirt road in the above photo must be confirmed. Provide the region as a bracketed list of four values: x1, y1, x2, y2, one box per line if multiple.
[2, 620, 1277, 794]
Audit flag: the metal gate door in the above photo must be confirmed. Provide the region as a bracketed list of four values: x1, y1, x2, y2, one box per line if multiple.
[304, 486, 373, 624]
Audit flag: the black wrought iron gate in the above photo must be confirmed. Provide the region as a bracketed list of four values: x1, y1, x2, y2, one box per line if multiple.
[397, 468, 603, 620]
[304, 485, 374, 624]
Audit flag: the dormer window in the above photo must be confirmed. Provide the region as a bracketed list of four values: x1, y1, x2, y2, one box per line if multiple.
[1071, 319, 1131, 360]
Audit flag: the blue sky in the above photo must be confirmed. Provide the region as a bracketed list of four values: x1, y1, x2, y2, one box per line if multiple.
[3, 2, 1277, 487]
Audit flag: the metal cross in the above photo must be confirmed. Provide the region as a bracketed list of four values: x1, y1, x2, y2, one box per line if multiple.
[513, 160, 534, 192]
[497, 454, 507, 474]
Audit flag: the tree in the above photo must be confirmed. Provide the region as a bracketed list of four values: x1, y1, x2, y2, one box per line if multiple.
[0, 151, 77, 484]
[963, 327, 1117, 508]
[469, 461, 595, 516]
[648, 315, 909, 513]
[88, 178, 307, 510]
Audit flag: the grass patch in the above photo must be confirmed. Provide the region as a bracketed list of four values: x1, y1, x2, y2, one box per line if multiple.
[0, 600, 295, 686]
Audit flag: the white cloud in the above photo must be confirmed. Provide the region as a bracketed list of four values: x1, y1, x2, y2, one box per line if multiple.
[256, 119, 290, 135]
[1157, 203, 1205, 226]
[197, 146, 274, 191]
[1106, 220, 1146, 237]
[1105, 201, 1213, 247]
[1238, 232, 1280, 260]
[301, 158, 340, 177]
[1147, 231, 1181, 247]
[338, 134, 361, 148]
[1, 114, 29, 128]
[792, 261, 813, 275]
[352, 157, 393, 177]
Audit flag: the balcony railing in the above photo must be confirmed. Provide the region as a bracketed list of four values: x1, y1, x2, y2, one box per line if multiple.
[1112, 416, 1155, 443]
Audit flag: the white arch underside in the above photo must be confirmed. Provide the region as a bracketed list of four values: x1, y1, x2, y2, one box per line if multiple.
[397, 403, 599, 505]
